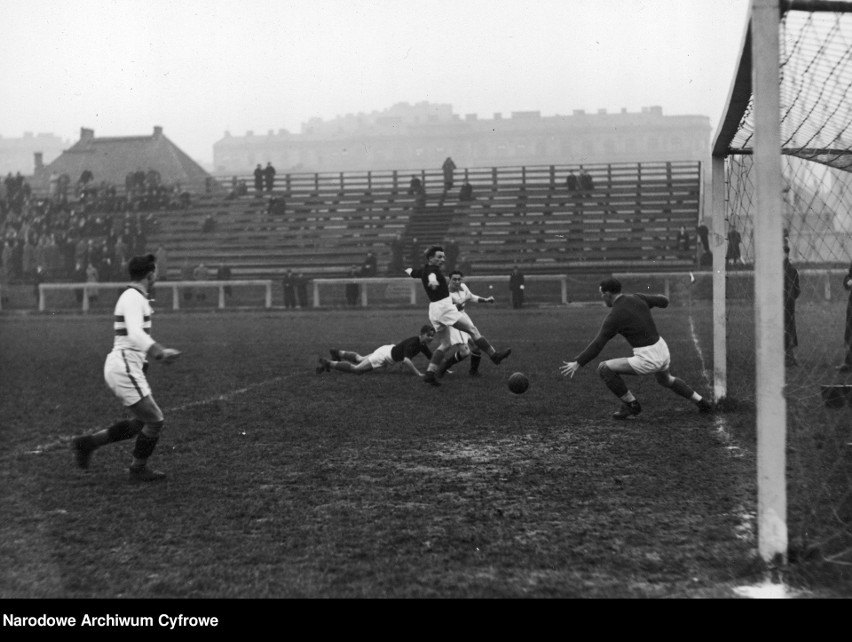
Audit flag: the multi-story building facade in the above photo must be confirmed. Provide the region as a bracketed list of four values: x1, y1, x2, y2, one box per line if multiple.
[212, 102, 711, 175]
[0, 132, 68, 175]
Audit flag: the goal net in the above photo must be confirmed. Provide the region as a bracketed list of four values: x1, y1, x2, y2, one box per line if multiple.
[714, 0, 852, 568]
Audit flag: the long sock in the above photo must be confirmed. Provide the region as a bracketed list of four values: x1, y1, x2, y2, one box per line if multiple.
[469, 353, 482, 374]
[131, 432, 159, 468]
[669, 378, 696, 399]
[331, 361, 355, 373]
[473, 336, 495, 356]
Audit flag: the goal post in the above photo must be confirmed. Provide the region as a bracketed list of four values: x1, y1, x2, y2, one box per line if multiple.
[712, 0, 852, 567]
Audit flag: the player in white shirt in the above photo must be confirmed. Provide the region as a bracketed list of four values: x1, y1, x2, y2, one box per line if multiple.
[437, 270, 495, 378]
[70, 253, 181, 482]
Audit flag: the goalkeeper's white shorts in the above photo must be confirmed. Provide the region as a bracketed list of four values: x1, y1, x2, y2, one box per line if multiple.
[627, 337, 671, 375]
[104, 348, 151, 406]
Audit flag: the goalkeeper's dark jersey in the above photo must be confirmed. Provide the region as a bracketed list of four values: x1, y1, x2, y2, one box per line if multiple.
[575, 293, 669, 366]
[390, 336, 433, 362]
[409, 265, 450, 302]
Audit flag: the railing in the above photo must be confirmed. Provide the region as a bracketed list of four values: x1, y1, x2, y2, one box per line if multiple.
[310, 274, 572, 307]
[38, 280, 274, 312]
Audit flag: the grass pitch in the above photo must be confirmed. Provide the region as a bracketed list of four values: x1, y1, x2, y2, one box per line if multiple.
[0, 303, 841, 599]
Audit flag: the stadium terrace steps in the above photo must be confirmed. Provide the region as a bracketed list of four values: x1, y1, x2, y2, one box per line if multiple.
[147, 161, 703, 280]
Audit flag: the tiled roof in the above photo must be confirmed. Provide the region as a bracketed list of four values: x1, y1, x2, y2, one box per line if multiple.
[36, 127, 210, 189]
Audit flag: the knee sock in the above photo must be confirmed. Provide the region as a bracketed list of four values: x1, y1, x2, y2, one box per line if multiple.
[131, 424, 163, 468]
[86, 418, 145, 448]
[473, 336, 495, 357]
[469, 353, 482, 374]
[669, 378, 696, 400]
[598, 364, 629, 397]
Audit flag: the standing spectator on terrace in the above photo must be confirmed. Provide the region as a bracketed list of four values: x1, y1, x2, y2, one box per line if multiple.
[296, 271, 309, 309]
[345, 265, 361, 307]
[783, 244, 801, 367]
[579, 166, 594, 198]
[444, 239, 460, 274]
[675, 225, 691, 257]
[837, 260, 852, 373]
[264, 162, 276, 192]
[70, 253, 181, 483]
[361, 250, 377, 277]
[726, 225, 743, 267]
[408, 237, 421, 271]
[408, 175, 424, 196]
[154, 245, 168, 281]
[181, 259, 194, 301]
[282, 269, 297, 309]
[442, 157, 457, 192]
[193, 262, 210, 301]
[389, 234, 404, 274]
[86, 261, 100, 304]
[253, 164, 264, 195]
[509, 265, 525, 309]
[458, 179, 474, 202]
[217, 263, 232, 298]
[696, 222, 710, 255]
[565, 170, 579, 195]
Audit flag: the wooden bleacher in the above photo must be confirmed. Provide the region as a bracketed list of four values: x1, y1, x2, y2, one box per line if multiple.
[147, 161, 702, 280]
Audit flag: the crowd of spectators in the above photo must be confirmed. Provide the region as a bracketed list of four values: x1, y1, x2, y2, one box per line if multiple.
[1, 172, 163, 288]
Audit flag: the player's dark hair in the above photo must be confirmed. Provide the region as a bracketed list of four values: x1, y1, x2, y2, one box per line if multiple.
[426, 245, 444, 259]
[128, 253, 157, 280]
[420, 324, 434, 335]
[450, 270, 463, 278]
[599, 277, 622, 294]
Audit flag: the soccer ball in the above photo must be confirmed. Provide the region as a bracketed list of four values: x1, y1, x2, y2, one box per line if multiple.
[508, 372, 529, 395]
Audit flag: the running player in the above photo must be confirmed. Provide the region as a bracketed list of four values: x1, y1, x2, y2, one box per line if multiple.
[70, 253, 181, 482]
[407, 245, 510, 387]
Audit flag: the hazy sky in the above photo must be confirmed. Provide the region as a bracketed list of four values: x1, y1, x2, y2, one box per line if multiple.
[0, 0, 751, 166]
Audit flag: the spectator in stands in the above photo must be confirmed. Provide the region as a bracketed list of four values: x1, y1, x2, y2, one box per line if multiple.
[154, 245, 168, 281]
[296, 271, 309, 309]
[193, 262, 209, 300]
[675, 226, 691, 258]
[579, 166, 594, 198]
[697, 223, 710, 250]
[565, 170, 579, 195]
[264, 162, 276, 192]
[442, 157, 457, 192]
[33, 265, 46, 304]
[389, 233, 404, 274]
[217, 263, 232, 297]
[345, 265, 361, 307]
[86, 261, 99, 304]
[444, 239, 460, 274]
[783, 244, 801, 368]
[202, 213, 216, 233]
[458, 180, 474, 202]
[408, 176, 423, 196]
[837, 260, 852, 373]
[181, 259, 194, 301]
[282, 269, 297, 309]
[726, 225, 743, 267]
[408, 237, 421, 270]
[253, 164, 264, 195]
[73, 261, 86, 303]
[509, 265, 525, 309]
[362, 250, 377, 277]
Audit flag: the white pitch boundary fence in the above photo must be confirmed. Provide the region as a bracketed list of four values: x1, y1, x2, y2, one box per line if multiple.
[38, 280, 274, 312]
[310, 274, 572, 307]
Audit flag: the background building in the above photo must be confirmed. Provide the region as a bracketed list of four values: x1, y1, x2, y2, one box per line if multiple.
[0, 132, 68, 175]
[212, 102, 711, 175]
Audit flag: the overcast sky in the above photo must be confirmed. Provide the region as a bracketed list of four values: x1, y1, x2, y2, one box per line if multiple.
[0, 0, 751, 167]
